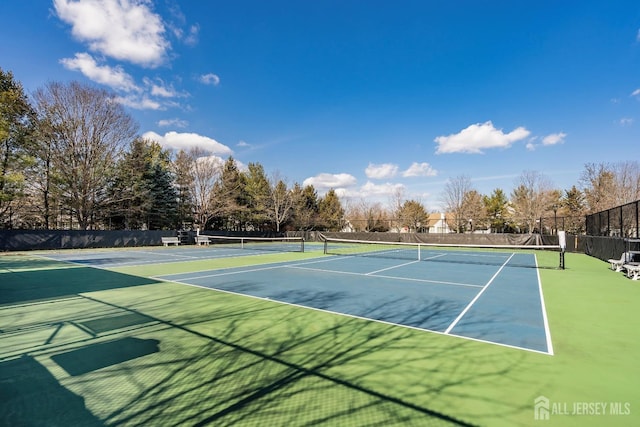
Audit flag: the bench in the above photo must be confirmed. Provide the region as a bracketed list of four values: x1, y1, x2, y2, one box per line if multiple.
[195, 235, 210, 246]
[623, 263, 640, 280]
[161, 236, 180, 246]
[608, 252, 632, 272]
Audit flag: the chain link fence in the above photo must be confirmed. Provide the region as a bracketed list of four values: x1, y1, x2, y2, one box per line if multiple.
[586, 200, 639, 238]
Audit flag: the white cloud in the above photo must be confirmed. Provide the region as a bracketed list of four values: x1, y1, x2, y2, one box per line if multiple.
[365, 163, 398, 179]
[237, 140, 251, 147]
[402, 162, 437, 177]
[158, 118, 188, 128]
[151, 85, 175, 98]
[195, 154, 225, 168]
[618, 117, 634, 126]
[54, 0, 169, 68]
[142, 131, 233, 154]
[60, 52, 139, 92]
[632, 88, 640, 97]
[434, 121, 531, 154]
[199, 73, 221, 86]
[335, 181, 407, 201]
[526, 142, 536, 151]
[116, 94, 162, 110]
[142, 77, 182, 98]
[303, 173, 357, 189]
[542, 132, 567, 146]
[359, 181, 406, 197]
[184, 24, 200, 46]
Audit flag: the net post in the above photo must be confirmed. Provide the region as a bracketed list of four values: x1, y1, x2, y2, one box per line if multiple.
[558, 231, 566, 270]
[323, 239, 328, 255]
[240, 238, 244, 249]
[301, 238, 305, 253]
[418, 244, 421, 261]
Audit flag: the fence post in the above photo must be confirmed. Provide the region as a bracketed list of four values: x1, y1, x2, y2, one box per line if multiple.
[620, 206, 623, 237]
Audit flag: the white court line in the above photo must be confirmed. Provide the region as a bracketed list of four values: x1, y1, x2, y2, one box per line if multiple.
[536, 257, 554, 355]
[286, 265, 483, 288]
[422, 253, 448, 261]
[160, 275, 552, 355]
[366, 260, 421, 275]
[153, 255, 360, 281]
[160, 264, 288, 281]
[443, 253, 515, 334]
[136, 250, 200, 259]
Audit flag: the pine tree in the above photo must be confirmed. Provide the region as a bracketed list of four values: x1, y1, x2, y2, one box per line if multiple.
[0, 68, 36, 226]
[318, 189, 344, 231]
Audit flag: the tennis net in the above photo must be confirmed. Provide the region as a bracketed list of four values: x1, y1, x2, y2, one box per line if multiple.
[199, 235, 305, 253]
[322, 236, 565, 269]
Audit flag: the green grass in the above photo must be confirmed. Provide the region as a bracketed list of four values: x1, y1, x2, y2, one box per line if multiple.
[0, 250, 638, 426]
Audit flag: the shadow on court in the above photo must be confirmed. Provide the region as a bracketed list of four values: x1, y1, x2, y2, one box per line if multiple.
[52, 337, 160, 376]
[0, 256, 541, 426]
[0, 355, 104, 426]
[83, 292, 536, 426]
[0, 259, 160, 305]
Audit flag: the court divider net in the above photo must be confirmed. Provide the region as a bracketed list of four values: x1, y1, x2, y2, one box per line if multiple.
[198, 235, 305, 253]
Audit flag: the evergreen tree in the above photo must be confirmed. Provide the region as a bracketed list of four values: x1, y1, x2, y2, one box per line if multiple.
[562, 185, 586, 233]
[318, 189, 344, 231]
[173, 149, 196, 229]
[483, 189, 508, 233]
[291, 183, 319, 230]
[397, 199, 428, 232]
[211, 156, 248, 230]
[0, 68, 36, 227]
[107, 138, 177, 229]
[147, 159, 178, 229]
[244, 162, 271, 230]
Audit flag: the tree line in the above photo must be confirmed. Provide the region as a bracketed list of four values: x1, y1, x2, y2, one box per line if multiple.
[2, 68, 640, 233]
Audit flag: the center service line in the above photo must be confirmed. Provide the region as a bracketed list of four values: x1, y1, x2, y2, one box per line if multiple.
[443, 252, 515, 334]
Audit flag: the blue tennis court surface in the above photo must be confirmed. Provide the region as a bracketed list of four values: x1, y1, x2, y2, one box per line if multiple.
[41, 245, 552, 353]
[157, 252, 553, 354]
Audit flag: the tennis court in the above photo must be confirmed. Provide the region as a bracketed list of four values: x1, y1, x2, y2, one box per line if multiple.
[157, 248, 552, 354]
[3, 240, 639, 426]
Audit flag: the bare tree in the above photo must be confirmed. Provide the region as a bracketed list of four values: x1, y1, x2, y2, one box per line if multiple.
[268, 173, 294, 232]
[441, 175, 473, 233]
[580, 161, 640, 215]
[612, 161, 640, 206]
[579, 162, 617, 213]
[388, 187, 406, 232]
[33, 81, 137, 229]
[462, 190, 486, 232]
[186, 147, 223, 230]
[344, 197, 391, 232]
[510, 170, 554, 233]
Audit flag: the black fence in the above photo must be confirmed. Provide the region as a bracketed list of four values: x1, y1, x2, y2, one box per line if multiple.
[0, 229, 293, 251]
[0, 230, 178, 251]
[586, 200, 640, 238]
[342, 215, 585, 235]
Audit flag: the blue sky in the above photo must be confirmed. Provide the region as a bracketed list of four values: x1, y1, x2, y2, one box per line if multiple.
[2, 1, 640, 210]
